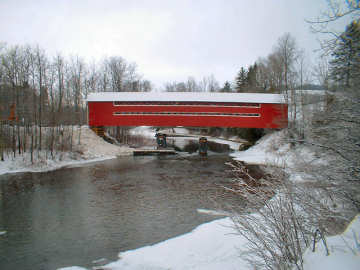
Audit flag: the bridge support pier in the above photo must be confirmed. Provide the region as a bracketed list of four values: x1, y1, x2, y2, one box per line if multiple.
[155, 133, 167, 148]
[198, 137, 208, 155]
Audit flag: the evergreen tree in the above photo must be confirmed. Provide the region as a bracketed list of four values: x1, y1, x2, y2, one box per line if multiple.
[221, 81, 232, 92]
[330, 19, 360, 88]
[235, 67, 248, 92]
[246, 63, 258, 90]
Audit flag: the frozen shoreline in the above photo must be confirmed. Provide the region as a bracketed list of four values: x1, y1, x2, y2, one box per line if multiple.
[2, 127, 359, 270]
[56, 129, 360, 270]
[59, 214, 360, 270]
[0, 126, 244, 177]
[0, 155, 116, 176]
[0, 126, 133, 176]
[0, 126, 242, 176]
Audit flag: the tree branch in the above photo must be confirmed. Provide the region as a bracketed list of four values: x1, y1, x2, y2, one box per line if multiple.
[288, 139, 351, 162]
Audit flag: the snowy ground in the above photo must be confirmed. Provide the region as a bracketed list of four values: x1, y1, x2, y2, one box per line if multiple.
[98, 217, 246, 270]
[302, 214, 360, 270]
[101, 130, 358, 270]
[55, 128, 359, 270]
[0, 126, 133, 176]
[230, 129, 318, 168]
[1, 124, 358, 270]
[59, 214, 360, 270]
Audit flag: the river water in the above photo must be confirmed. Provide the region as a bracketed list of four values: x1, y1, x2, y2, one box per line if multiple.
[0, 146, 249, 270]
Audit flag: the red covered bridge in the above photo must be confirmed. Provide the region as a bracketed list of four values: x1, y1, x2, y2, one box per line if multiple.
[87, 92, 288, 129]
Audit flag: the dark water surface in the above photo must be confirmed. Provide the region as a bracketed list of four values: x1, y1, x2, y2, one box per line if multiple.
[0, 153, 245, 270]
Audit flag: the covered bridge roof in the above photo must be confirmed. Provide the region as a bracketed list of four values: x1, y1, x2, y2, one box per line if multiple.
[87, 92, 286, 104]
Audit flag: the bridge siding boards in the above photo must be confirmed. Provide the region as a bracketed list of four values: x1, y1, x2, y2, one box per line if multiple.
[87, 92, 288, 129]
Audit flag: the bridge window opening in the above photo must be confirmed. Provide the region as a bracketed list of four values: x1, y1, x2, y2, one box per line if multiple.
[113, 101, 260, 108]
[113, 112, 260, 117]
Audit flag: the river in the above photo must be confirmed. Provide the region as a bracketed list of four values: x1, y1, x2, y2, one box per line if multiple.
[0, 142, 251, 270]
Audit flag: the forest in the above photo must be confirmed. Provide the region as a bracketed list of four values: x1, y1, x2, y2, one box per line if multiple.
[0, 2, 359, 186]
[0, 29, 325, 162]
[0, 47, 152, 161]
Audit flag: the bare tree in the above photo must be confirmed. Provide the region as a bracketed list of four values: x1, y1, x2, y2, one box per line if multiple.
[313, 56, 330, 90]
[34, 46, 48, 153]
[139, 79, 152, 92]
[224, 163, 307, 270]
[255, 57, 271, 91]
[225, 158, 343, 270]
[1, 46, 22, 157]
[123, 62, 142, 91]
[199, 75, 220, 92]
[276, 33, 298, 91]
[300, 89, 360, 211]
[106, 56, 127, 92]
[98, 59, 110, 92]
[184, 76, 198, 92]
[0, 43, 153, 162]
[69, 56, 84, 114]
[307, 0, 360, 54]
[54, 54, 66, 114]
[83, 60, 99, 99]
[273, 33, 300, 131]
[302, 2, 360, 212]
[69, 56, 85, 145]
[267, 51, 285, 92]
[47, 59, 57, 157]
[164, 81, 177, 92]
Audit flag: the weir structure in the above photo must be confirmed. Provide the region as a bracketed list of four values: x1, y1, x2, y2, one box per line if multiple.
[87, 92, 288, 129]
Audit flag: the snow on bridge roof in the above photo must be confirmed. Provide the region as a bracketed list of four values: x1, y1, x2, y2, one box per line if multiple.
[87, 92, 286, 104]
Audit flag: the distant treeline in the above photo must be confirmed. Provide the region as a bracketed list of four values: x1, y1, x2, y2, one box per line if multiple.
[0, 43, 152, 161]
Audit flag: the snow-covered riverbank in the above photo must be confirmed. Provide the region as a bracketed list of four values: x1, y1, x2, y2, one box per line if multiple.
[2, 126, 359, 270]
[0, 126, 241, 176]
[55, 129, 360, 270]
[0, 126, 133, 176]
[59, 214, 360, 270]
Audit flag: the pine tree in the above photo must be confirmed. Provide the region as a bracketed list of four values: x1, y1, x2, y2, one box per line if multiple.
[330, 19, 360, 88]
[221, 81, 232, 92]
[235, 67, 248, 92]
[246, 63, 258, 90]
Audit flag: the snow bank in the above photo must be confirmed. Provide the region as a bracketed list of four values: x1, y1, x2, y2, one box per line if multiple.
[0, 151, 116, 175]
[0, 126, 133, 176]
[56, 212, 360, 270]
[102, 218, 248, 270]
[77, 126, 133, 158]
[53, 126, 359, 270]
[302, 215, 360, 270]
[231, 130, 291, 166]
[96, 213, 360, 270]
[231, 130, 318, 170]
[4, 120, 353, 270]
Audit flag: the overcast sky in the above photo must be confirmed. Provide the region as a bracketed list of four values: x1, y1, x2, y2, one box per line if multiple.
[0, 0, 342, 88]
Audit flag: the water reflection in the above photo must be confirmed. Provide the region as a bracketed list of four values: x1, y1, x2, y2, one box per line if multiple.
[0, 154, 244, 270]
[169, 137, 231, 154]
